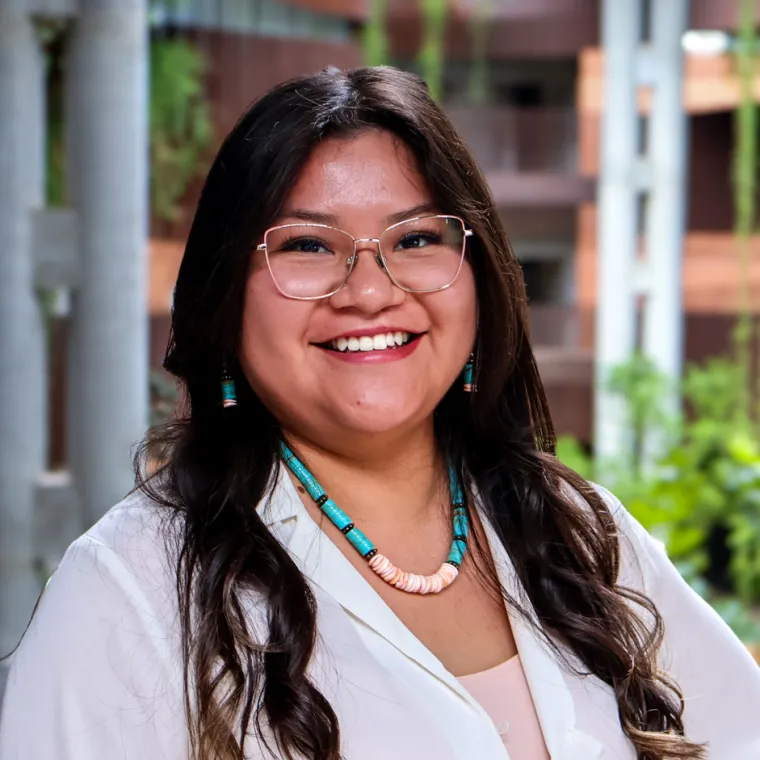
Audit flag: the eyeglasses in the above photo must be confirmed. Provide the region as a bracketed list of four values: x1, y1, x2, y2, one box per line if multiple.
[255, 214, 473, 300]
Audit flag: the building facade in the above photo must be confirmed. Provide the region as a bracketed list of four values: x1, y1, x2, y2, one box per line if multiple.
[139, 0, 760, 451]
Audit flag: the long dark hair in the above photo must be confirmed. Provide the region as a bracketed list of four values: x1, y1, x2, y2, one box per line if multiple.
[138, 66, 704, 760]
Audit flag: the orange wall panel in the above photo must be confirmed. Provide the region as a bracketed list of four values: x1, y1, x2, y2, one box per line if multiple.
[575, 215, 760, 321]
[578, 47, 760, 116]
[149, 239, 184, 316]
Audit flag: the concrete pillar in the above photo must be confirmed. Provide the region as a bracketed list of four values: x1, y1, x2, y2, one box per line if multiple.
[0, 0, 48, 654]
[643, 0, 690, 416]
[594, 0, 642, 462]
[66, 0, 149, 524]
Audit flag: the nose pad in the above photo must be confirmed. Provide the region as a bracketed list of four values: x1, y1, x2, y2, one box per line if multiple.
[345, 248, 387, 274]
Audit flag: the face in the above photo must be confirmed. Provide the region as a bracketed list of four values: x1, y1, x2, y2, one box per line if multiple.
[238, 130, 478, 449]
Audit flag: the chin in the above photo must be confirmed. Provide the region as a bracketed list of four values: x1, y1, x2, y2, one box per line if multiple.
[327, 391, 429, 437]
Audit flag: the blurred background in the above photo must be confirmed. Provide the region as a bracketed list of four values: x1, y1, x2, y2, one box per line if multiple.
[2, 0, 760, 690]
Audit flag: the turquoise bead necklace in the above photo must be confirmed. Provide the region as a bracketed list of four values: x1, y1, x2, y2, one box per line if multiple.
[280, 442, 469, 595]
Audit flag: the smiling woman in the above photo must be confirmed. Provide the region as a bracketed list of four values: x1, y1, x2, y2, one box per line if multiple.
[2, 66, 759, 760]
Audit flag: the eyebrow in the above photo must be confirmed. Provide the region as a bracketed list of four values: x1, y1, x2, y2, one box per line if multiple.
[281, 203, 441, 228]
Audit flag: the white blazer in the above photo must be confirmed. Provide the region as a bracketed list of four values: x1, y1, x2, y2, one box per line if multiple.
[1, 468, 759, 760]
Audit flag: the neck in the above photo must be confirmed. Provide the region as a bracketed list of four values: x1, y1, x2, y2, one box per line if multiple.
[282, 421, 447, 527]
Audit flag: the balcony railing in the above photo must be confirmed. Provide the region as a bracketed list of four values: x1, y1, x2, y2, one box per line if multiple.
[445, 106, 579, 174]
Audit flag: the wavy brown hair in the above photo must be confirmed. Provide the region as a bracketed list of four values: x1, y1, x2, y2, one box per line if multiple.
[138, 66, 705, 760]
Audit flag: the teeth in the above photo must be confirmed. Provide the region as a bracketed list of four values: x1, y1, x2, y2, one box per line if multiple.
[330, 332, 411, 352]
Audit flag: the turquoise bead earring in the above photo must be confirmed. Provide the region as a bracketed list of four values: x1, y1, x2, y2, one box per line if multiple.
[463, 353, 476, 393]
[221, 367, 237, 408]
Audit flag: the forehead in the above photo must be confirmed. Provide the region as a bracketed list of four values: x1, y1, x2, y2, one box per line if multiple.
[281, 130, 432, 222]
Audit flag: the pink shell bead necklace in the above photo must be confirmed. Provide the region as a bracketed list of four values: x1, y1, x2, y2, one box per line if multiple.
[280, 442, 469, 595]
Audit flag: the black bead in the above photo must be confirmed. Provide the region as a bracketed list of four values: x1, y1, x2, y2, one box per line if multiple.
[453, 534, 468, 543]
[316, 494, 329, 507]
[340, 523, 354, 535]
[365, 548, 378, 559]
[446, 560, 460, 569]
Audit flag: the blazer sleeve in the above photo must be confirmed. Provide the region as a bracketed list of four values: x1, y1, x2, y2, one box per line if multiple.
[601, 486, 760, 759]
[0, 534, 188, 760]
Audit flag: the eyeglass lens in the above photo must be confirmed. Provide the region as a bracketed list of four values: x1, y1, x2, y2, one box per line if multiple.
[264, 215, 466, 298]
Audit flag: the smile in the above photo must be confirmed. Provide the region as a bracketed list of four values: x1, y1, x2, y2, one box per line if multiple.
[328, 331, 414, 353]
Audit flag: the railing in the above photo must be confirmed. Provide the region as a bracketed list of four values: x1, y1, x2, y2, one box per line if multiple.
[528, 304, 588, 348]
[445, 106, 579, 174]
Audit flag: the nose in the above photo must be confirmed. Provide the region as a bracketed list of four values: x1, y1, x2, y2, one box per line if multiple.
[328, 240, 405, 313]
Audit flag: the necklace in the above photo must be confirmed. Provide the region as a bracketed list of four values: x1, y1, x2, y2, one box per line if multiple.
[280, 442, 469, 595]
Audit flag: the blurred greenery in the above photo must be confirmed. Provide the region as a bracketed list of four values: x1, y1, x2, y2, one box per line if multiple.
[556, 0, 760, 649]
[732, 0, 758, 419]
[149, 368, 180, 427]
[363, 0, 389, 67]
[40, 13, 213, 223]
[149, 36, 212, 223]
[557, 354, 760, 644]
[418, 0, 448, 101]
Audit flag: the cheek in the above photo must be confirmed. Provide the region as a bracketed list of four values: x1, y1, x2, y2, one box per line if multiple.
[238, 268, 307, 386]
[440, 263, 477, 338]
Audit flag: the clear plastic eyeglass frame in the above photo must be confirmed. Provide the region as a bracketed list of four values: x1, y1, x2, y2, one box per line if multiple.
[254, 214, 474, 301]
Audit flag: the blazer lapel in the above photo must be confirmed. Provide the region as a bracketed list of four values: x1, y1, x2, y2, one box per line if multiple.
[261, 467, 490, 717]
[482, 519, 603, 760]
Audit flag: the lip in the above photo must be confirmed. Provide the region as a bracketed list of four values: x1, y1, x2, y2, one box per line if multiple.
[317, 333, 423, 364]
[311, 325, 424, 344]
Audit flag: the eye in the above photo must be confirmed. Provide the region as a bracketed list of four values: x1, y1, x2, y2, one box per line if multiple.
[395, 231, 442, 250]
[278, 236, 333, 255]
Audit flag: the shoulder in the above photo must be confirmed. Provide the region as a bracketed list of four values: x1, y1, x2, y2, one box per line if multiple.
[19, 487, 185, 668]
[1, 490, 189, 759]
[567, 480, 666, 593]
[47, 487, 183, 612]
[84, 487, 182, 579]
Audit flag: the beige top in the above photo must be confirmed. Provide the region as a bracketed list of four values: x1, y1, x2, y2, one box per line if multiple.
[458, 655, 550, 759]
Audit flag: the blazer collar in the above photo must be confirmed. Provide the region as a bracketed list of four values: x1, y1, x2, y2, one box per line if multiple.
[259, 466, 487, 711]
[260, 466, 602, 760]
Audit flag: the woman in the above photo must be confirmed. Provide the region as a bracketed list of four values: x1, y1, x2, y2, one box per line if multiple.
[1, 66, 758, 760]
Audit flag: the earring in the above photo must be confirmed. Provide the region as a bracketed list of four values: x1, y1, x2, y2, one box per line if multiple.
[221, 369, 237, 408]
[463, 353, 476, 393]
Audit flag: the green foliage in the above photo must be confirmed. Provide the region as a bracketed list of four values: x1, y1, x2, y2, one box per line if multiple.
[41, 23, 212, 224]
[733, 0, 758, 418]
[149, 37, 213, 223]
[556, 2, 760, 642]
[557, 355, 760, 643]
[417, 0, 448, 101]
[555, 437, 594, 481]
[363, 0, 390, 66]
[149, 368, 180, 427]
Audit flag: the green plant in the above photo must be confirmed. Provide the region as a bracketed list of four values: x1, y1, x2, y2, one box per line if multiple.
[732, 0, 758, 419]
[557, 354, 760, 639]
[417, 0, 448, 101]
[149, 36, 213, 223]
[363, 0, 390, 66]
[150, 368, 180, 427]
